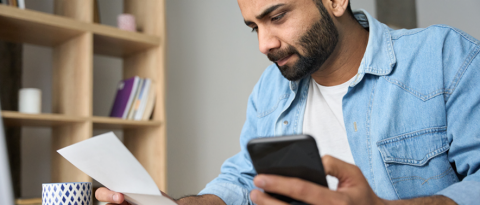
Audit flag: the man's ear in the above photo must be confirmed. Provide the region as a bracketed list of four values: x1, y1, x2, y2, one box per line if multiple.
[325, 0, 349, 17]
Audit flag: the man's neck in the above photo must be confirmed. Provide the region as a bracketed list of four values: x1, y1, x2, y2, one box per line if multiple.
[311, 20, 369, 86]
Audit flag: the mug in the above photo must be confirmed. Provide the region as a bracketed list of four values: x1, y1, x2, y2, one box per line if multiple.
[42, 182, 92, 205]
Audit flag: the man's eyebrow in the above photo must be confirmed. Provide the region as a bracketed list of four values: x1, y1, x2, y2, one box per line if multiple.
[256, 4, 285, 20]
[243, 4, 286, 27]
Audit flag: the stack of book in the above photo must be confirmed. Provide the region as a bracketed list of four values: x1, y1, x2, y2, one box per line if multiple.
[0, 0, 25, 9]
[110, 76, 156, 121]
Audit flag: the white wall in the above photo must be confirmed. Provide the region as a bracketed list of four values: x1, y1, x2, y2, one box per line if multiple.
[164, 0, 270, 198]
[416, 0, 480, 39]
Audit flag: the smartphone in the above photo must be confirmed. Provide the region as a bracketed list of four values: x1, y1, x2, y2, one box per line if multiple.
[247, 135, 328, 204]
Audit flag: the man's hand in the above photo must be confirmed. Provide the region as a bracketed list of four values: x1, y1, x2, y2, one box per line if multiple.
[250, 155, 457, 205]
[95, 187, 225, 205]
[250, 155, 385, 205]
[95, 187, 177, 205]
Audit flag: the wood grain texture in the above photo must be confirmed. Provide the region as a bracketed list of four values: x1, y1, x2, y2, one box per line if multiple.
[123, 0, 167, 190]
[55, 0, 93, 22]
[0, 5, 159, 57]
[52, 122, 92, 183]
[91, 116, 161, 129]
[1, 111, 85, 127]
[1, 111, 162, 129]
[53, 33, 93, 116]
[52, 32, 93, 183]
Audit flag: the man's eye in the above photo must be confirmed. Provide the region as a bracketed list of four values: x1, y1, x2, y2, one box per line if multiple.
[251, 27, 258, 33]
[271, 12, 286, 22]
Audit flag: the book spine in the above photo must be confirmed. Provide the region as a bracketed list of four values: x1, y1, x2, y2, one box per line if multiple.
[122, 77, 139, 119]
[127, 78, 143, 119]
[135, 79, 151, 120]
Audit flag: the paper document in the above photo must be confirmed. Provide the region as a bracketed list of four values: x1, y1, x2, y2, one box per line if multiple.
[57, 132, 176, 205]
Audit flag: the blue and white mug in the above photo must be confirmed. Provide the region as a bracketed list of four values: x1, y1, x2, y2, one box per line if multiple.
[42, 182, 92, 205]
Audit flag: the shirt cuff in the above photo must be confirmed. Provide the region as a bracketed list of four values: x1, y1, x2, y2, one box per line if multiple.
[436, 180, 480, 205]
[198, 182, 252, 205]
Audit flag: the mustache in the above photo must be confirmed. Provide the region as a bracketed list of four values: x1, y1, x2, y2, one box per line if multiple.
[267, 45, 298, 62]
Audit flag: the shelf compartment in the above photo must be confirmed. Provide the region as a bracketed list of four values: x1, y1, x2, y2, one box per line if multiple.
[0, 5, 160, 57]
[1, 111, 85, 127]
[91, 116, 161, 129]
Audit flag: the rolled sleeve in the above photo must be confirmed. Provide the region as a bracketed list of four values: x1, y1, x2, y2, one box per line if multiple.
[199, 182, 252, 205]
[436, 181, 480, 205]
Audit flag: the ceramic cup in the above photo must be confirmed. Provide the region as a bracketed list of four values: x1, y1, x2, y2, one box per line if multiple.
[18, 88, 41, 114]
[42, 182, 92, 205]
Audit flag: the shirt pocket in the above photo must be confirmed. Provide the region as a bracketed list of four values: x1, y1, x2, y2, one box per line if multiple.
[376, 127, 458, 199]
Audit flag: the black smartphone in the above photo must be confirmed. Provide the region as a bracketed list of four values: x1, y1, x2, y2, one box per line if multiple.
[247, 135, 328, 204]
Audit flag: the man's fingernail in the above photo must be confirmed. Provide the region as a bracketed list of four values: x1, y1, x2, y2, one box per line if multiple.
[256, 177, 266, 187]
[113, 194, 119, 202]
[250, 190, 257, 201]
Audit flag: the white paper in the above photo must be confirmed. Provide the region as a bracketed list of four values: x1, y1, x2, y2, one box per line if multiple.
[57, 132, 176, 205]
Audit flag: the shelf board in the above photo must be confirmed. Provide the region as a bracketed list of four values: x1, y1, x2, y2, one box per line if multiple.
[0, 5, 160, 57]
[91, 116, 162, 129]
[1, 111, 85, 127]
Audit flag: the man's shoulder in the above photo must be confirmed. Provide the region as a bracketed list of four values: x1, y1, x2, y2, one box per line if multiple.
[389, 24, 480, 48]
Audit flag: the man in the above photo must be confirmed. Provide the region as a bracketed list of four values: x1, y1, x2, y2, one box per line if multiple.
[97, 0, 480, 204]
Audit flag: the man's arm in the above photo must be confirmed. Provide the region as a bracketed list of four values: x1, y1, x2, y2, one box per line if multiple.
[176, 194, 226, 205]
[387, 196, 455, 205]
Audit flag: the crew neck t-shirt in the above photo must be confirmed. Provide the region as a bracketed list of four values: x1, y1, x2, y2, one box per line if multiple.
[303, 76, 356, 190]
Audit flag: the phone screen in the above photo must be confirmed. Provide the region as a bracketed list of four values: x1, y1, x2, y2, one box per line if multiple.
[247, 135, 328, 204]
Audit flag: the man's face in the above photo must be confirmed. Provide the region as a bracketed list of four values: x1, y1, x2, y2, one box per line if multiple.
[238, 0, 339, 81]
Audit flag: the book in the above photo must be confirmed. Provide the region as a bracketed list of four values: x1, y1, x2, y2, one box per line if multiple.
[134, 78, 151, 120]
[109, 76, 140, 119]
[142, 80, 156, 120]
[127, 78, 144, 120]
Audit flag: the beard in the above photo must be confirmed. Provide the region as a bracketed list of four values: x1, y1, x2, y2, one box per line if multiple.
[267, 3, 339, 81]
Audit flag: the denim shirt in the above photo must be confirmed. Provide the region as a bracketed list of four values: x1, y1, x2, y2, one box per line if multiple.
[198, 10, 480, 205]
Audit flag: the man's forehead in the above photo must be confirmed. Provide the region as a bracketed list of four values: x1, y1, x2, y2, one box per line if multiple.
[238, 0, 289, 16]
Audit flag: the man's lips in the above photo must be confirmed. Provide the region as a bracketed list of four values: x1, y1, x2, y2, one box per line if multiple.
[276, 54, 293, 66]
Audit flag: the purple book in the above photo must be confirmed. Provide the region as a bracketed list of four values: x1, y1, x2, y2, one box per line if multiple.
[110, 76, 140, 118]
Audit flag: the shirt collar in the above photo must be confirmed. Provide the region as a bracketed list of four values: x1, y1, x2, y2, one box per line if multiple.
[351, 9, 397, 86]
[290, 10, 397, 90]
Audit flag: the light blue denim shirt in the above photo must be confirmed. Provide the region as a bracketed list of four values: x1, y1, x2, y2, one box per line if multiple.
[198, 10, 480, 205]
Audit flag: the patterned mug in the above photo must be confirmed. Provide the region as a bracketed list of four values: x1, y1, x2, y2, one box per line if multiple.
[42, 182, 92, 205]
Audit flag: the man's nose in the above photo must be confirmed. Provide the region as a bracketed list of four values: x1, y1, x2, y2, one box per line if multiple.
[258, 29, 280, 55]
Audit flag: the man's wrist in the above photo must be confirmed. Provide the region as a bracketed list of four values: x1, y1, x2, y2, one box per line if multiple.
[176, 194, 226, 205]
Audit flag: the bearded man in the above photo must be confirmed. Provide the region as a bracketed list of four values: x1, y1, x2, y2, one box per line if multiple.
[96, 0, 480, 204]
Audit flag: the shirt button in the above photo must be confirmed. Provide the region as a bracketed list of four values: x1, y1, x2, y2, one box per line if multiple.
[284, 121, 289, 125]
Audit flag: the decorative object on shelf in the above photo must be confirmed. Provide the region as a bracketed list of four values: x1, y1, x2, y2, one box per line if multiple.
[16, 0, 24, 9]
[18, 88, 41, 114]
[110, 77, 155, 121]
[117, 14, 136, 31]
[42, 182, 92, 205]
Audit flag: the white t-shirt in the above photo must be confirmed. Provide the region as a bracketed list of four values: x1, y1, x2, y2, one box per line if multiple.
[303, 76, 356, 190]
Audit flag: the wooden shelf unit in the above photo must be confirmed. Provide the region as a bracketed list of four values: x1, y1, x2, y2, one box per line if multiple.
[0, 0, 167, 191]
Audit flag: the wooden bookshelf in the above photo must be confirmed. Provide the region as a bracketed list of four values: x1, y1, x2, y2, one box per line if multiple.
[0, 0, 167, 193]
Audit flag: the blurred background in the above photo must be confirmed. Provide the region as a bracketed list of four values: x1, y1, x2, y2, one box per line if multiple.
[0, 0, 479, 202]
